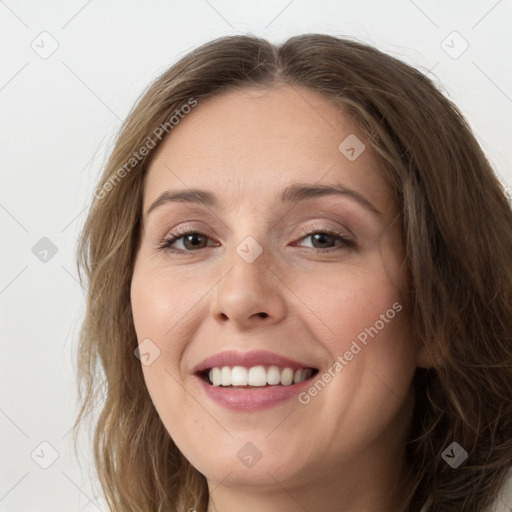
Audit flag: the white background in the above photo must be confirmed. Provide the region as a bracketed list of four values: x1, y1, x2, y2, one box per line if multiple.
[1, 1, 511, 510]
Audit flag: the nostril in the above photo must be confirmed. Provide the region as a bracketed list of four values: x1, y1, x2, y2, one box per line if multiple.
[258, 312, 268, 318]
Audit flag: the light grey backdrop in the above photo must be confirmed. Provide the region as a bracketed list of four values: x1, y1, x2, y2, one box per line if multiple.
[1, 0, 511, 510]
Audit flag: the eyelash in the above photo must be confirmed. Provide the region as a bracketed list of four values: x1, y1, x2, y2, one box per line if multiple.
[157, 225, 355, 255]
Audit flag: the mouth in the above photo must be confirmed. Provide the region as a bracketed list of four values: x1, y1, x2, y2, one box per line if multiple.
[198, 365, 319, 388]
[192, 350, 320, 410]
[193, 349, 319, 389]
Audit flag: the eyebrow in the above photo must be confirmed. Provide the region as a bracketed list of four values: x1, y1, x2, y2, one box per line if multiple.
[146, 183, 381, 217]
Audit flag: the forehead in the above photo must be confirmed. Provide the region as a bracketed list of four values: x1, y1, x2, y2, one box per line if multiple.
[143, 85, 394, 216]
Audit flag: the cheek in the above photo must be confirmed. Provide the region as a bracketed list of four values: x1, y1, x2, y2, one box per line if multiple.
[130, 262, 192, 401]
[130, 263, 205, 435]
[287, 250, 415, 431]
[130, 259, 205, 350]
[295, 272, 412, 383]
[288, 243, 405, 347]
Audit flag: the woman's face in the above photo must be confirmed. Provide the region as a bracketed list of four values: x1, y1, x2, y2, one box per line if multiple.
[131, 85, 423, 495]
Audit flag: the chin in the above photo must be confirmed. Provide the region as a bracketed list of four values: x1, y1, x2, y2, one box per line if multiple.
[177, 435, 309, 488]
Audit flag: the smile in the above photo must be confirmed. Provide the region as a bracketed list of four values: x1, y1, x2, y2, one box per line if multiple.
[193, 349, 320, 410]
[205, 365, 315, 387]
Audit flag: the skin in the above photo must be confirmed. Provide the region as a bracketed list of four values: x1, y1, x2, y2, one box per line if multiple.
[130, 84, 430, 512]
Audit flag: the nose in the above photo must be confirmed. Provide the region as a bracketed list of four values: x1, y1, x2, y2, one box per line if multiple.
[210, 238, 288, 330]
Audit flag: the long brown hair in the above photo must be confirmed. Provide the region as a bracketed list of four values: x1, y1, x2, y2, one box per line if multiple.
[74, 34, 512, 511]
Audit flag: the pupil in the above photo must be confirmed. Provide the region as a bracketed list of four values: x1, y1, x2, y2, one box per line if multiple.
[313, 233, 331, 247]
[185, 234, 205, 249]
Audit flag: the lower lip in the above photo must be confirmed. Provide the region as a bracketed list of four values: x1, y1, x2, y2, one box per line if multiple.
[195, 374, 314, 411]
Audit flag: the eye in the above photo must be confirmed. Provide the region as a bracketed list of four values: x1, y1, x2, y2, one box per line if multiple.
[294, 228, 355, 253]
[157, 226, 355, 255]
[158, 229, 217, 253]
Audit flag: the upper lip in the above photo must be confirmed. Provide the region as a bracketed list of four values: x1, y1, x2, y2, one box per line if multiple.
[193, 350, 318, 374]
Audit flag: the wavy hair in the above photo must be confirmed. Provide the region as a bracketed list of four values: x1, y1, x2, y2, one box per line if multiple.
[73, 34, 512, 511]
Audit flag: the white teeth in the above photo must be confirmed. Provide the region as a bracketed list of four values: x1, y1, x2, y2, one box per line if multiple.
[280, 368, 294, 386]
[221, 366, 231, 386]
[248, 366, 267, 386]
[210, 368, 221, 386]
[267, 365, 281, 385]
[206, 366, 314, 387]
[231, 366, 247, 386]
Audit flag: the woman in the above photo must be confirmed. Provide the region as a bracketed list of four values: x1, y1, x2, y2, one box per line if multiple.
[74, 34, 512, 511]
